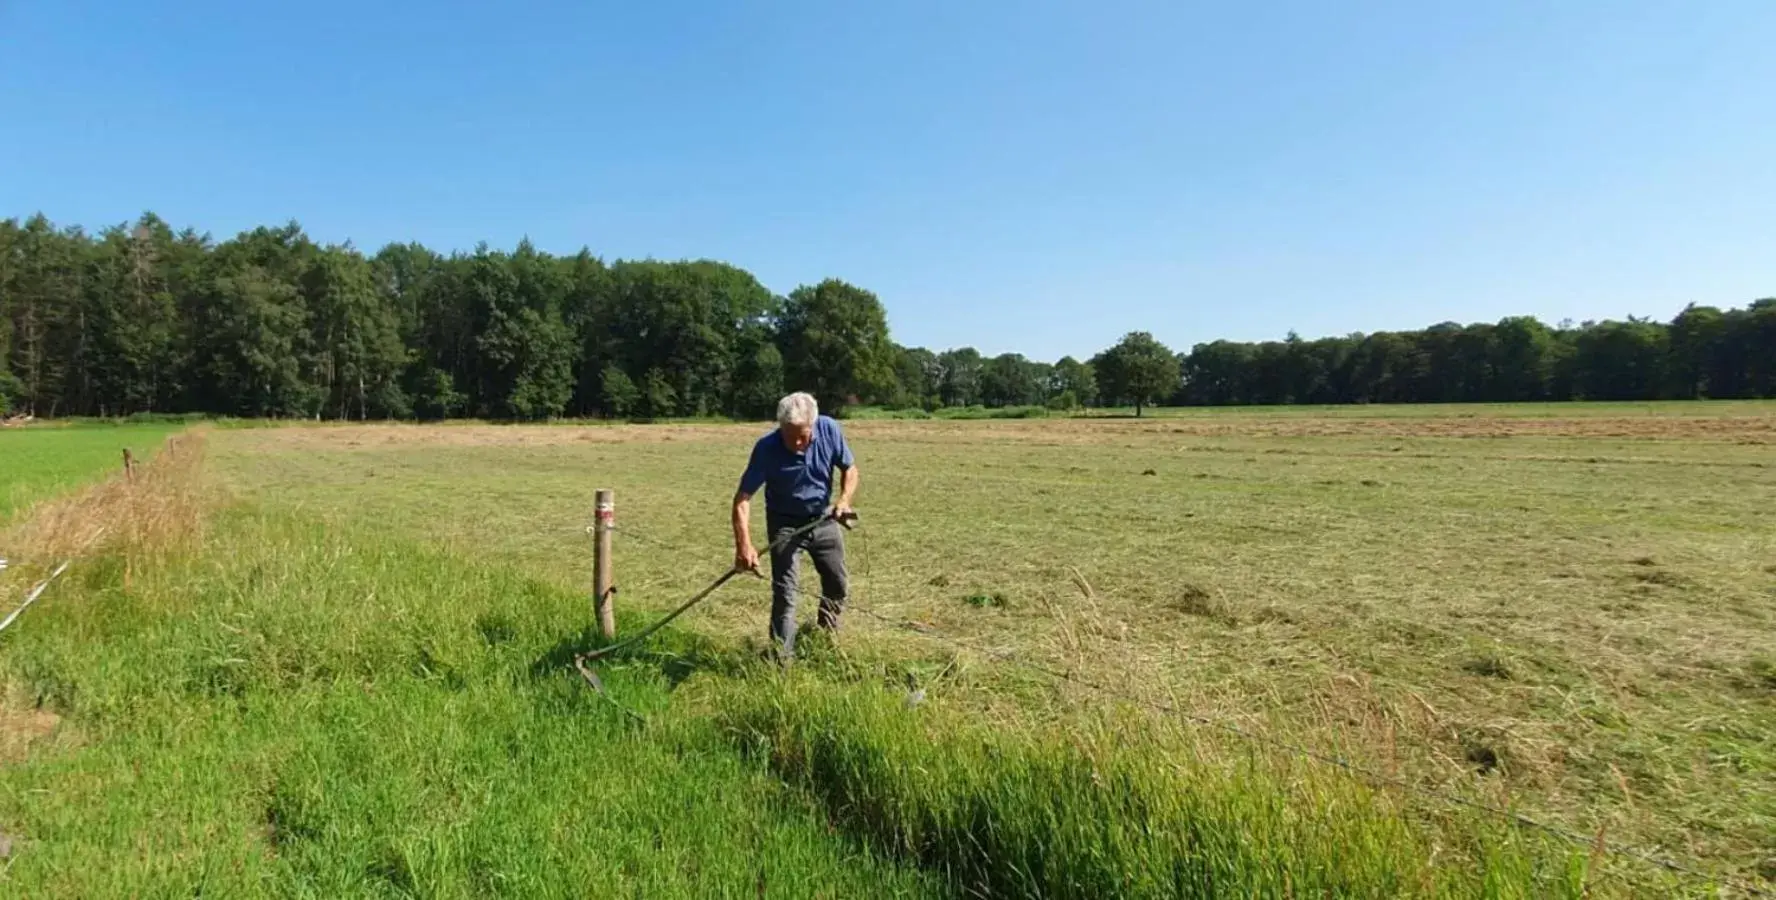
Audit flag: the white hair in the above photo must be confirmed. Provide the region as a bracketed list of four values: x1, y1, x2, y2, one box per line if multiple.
[776, 391, 818, 426]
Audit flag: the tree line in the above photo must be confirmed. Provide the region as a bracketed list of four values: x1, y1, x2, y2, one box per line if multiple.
[2, 212, 1771, 420]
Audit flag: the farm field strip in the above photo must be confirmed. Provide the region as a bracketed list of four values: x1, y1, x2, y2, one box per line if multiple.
[1, 405, 1771, 894]
[0, 421, 1604, 898]
[211, 405, 1776, 886]
[0, 423, 182, 521]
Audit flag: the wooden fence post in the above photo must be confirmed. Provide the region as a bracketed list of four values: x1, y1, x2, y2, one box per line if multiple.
[594, 489, 615, 639]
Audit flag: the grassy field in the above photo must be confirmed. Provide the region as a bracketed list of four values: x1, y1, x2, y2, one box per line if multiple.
[0, 422, 183, 521]
[3, 403, 1773, 896]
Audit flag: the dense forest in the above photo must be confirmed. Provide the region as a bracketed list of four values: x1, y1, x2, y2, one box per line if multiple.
[2, 213, 1772, 420]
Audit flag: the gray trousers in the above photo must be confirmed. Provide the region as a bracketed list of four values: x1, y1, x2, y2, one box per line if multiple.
[767, 511, 848, 657]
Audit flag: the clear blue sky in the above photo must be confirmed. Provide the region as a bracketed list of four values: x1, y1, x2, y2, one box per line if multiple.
[3, 1, 1772, 361]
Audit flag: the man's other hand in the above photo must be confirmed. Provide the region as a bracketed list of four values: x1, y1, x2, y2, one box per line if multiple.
[735, 544, 761, 574]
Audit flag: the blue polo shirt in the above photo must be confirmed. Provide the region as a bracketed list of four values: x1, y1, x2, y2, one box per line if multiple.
[738, 415, 854, 518]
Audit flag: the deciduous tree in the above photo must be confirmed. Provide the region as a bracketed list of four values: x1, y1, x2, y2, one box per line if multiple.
[775, 279, 896, 414]
[1092, 331, 1178, 416]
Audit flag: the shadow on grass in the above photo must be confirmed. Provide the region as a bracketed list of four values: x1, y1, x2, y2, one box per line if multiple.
[530, 623, 754, 690]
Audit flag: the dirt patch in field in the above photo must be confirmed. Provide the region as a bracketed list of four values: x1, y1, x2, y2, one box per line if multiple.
[0, 700, 62, 765]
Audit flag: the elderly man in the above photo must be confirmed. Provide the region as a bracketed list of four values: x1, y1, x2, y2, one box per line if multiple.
[732, 391, 859, 659]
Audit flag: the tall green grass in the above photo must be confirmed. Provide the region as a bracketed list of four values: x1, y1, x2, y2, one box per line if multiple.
[0, 510, 938, 898]
[706, 677, 1607, 899]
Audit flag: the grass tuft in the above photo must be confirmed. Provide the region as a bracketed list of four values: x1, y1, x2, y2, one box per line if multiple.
[1170, 585, 1239, 625]
[1747, 657, 1776, 691]
[709, 676, 1592, 899]
[474, 612, 519, 646]
[1464, 653, 1515, 680]
[963, 591, 1009, 609]
[1464, 741, 1503, 775]
[1628, 569, 1686, 588]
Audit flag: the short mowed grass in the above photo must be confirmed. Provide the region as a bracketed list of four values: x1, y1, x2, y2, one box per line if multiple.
[0, 422, 181, 520]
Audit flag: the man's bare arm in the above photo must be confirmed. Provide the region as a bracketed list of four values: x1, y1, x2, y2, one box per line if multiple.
[732, 491, 759, 571]
[836, 464, 860, 513]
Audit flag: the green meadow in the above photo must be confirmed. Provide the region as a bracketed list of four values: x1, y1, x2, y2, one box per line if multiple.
[4, 404, 1774, 897]
[0, 423, 181, 520]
